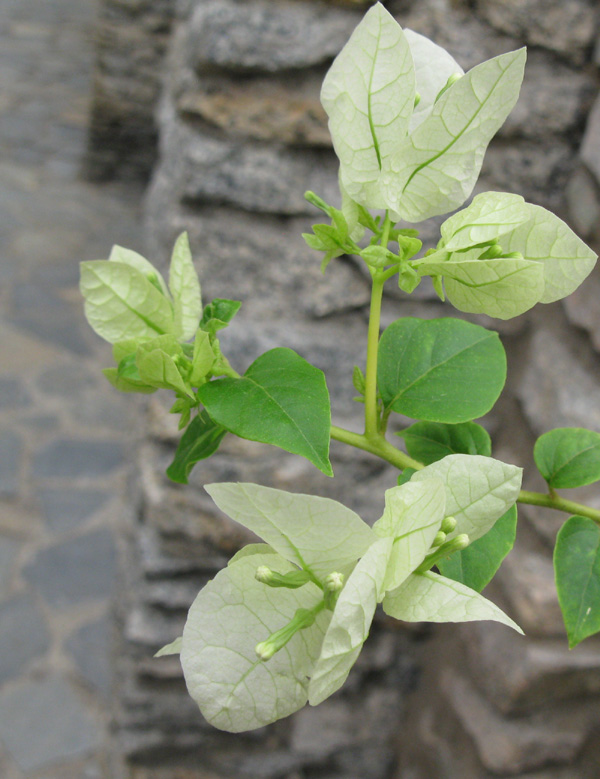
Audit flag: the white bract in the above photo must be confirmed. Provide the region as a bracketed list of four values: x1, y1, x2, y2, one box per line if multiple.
[162, 471, 522, 732]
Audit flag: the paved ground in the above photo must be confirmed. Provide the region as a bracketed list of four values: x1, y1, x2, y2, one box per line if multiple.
[0, 0, 146, 775]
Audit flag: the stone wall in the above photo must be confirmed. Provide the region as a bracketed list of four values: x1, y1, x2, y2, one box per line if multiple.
[88, 0, 600, 775]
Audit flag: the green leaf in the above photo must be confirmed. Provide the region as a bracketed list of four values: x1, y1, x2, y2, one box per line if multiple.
[340, 175, 365, 242]
[321, 2, 415, 208]
[204, 483, 375, 580]
[155, 636, 182, 657]
[190, 329, 215, 385]
[382, 570, 523, 633]
[438, 504, 517, 592]
[180, 552, 330, 732]
[373, 479, 446, 592]
[439, 191, 529, 250]
[198, 347, 333, 476]
[416, 253, 545, 320]
[308, 537, 393, 706]
[102, 367, 156, 395]
[166, 411, 227, 484]
[398, 421, 491, 464]
[411, 454, 522, 543]
[377, 318, 506, 423]
[501, 204, 597, 304]
[136, 336, 193, 397]
[112, 339, 142, 363]
[200, 298, 242, 337]
[108, 245, 169, 296]
[534, 428, 600, 489]
[80, 260, 175, 344]
[403, 28, 464, 133]
[397, 468, 416, 486]
[554, 516, 600, 648]
[169, 232, 202, 341]
[382, 48, 526, 222]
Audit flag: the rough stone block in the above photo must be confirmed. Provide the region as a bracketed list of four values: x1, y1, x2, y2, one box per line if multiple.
[0, 428, 22, 497]
[563, 264, 600, 353]
[462, 621, 600, 713]
[0, 591, 50, 684]
[581, 95, 600, 185]
[33, 438, 125, 479]
[565, 165, 600, 239]
[442, 669, 591, 774]
[24, 528, 118, 607]
[65, 614, 112, 698]
[495, 547, 564, 637]
[517, 315, 600, 434]
[37, 487, 110, 533]
[175, 72, 330, 147]
[188, 0, 361, 73]
[475, 0, 599, 65]
[0, 674, 100, 771]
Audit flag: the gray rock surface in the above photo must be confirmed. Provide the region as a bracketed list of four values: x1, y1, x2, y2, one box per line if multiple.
[0, 592, 51, 684]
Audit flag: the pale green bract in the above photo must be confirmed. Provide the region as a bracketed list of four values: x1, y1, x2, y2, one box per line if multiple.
[415, 193, 598, 318]
[167, 478, 521, 731]
[80, 232, 202, 345]
[181, 552, 330, 732]
[205, 482, 376, 579]
[169, 232, 203, 341]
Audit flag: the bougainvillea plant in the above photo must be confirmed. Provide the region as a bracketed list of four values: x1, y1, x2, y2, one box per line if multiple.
[80, 3, 600, 733]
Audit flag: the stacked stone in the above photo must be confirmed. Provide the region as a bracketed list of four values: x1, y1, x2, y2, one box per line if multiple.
[86, 0, 177, 180]
[87, 0, 600, 775]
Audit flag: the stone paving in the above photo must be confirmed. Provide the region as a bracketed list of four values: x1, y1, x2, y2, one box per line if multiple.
[0, 0, 146, 776]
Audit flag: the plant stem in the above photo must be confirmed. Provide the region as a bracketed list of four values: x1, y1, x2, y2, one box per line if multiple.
[518, 490, 600, 525]
[330, 425, 422, 471]
[330, 426, 600, 525]
[363, 212, 392, 439]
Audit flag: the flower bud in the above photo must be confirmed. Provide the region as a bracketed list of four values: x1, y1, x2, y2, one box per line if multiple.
[441, 516, 457, 534]
[431, 531, 446, 547]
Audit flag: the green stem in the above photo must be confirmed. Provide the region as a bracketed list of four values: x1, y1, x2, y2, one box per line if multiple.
[363, 212, 392, 439]
[518, 490, 600, 525]
[331, 425, 422, 471]
[330, 426, 600, 525]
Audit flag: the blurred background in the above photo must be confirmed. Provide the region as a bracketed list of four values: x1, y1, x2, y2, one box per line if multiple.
[1, 0, 600, 777]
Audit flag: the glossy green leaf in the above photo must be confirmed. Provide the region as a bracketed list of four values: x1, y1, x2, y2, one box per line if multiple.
[417, 254, 545, 320]
[321, 2, 415, 208]
[534, 428, 600, 489]
[404, 28, 464, 133]
[204, 482, 375, 580]
[190, 329, 215, 385]
[180, 552, 330, 732]
[411, 454, 522, 542]
[554, 516, 600, 648]
[377, 318, 506, 423]
[398, 420, 491, 464]
[102, 367, 156, 395]
[502, 204, 597, 304]
[439, 191, 529, 250]
[438, 505, 517, 592]
[169, 232, 202, 341]
[80, 260, 175, 344]
[166, 411, 227, 484]
[198, 348, 333, 476]
[382, 48, 526, 222]
[373, 479, 446, 592]
[308, 537, 393, 705]
[200, 298, 242, 337]
[382, 570, 523, 632]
